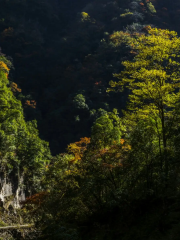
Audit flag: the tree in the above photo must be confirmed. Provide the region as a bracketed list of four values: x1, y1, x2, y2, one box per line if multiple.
[0, 56, 50, 194]
[110, 27, 180, 186]
[90, 109, 123, 150]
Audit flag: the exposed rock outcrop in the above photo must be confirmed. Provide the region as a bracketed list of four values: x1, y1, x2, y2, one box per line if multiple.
[0, 173, 25, 210]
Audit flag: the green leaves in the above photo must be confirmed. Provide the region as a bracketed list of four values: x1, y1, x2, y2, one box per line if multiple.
[0, 57, 51, 191]
[91, 110, 122, 149]
[110, 27, 180, 138]
[109, 27, 180, 190]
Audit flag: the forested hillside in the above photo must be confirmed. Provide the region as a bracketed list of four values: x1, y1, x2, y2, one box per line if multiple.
[1, 0, 180, 239]
[1, 0, 180, 154]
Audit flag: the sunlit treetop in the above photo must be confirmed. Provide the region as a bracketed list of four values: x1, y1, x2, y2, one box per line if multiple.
[108, 27, 180, 147]
[109, 27, 180, 115]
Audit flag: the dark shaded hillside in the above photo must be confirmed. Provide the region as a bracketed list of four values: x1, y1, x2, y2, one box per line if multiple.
[0, 0, 180, 154]
[2, 1, 180, 240]
[27, 25, 180, 240]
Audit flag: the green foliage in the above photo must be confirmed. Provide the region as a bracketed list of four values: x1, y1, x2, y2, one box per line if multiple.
[109, 27, 180, 190]
[81, 12, 91, 22]
[32, 27, 180, 240]
[73, 94, 89, 110]
[3, 1, 180, 239]
[110, 27, 180, 144]
[91, 109, 122, 149]
[120, 12, 133, 18]
[147, 2, 156, 13]
[0, 57, 50, 192]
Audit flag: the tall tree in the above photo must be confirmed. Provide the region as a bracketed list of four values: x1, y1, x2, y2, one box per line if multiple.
[110, 27, 180, 185]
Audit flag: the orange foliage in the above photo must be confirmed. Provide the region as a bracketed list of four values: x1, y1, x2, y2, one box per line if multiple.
[0, 61, 10, 77]
[120, 139, 125, 145]
[142, 25, 152, 33]
[0, 61, 9, 72]
[67, 137, 91, 162]
[10, 82, 22, 93]
[89, 139, 129, 170]
[95, 81, 102, 85]
[25, 100, 36, 109]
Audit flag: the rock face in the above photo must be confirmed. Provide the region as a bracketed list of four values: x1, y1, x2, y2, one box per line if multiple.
[0, 173, 25, 209]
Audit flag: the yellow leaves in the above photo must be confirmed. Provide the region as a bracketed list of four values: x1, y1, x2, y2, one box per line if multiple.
[127, 29, 180, 64]
[0, 61, 10, 77]
[111, 28, 180, 112]
[122, 60, 150, 71]
[80, 12, 96, 23]
[81, 12, 90, 22]
[65, 170, 71, 175]
[109, 31, 133, 47]
[120, 12, 133, 18]
[142, 26, 177, 39]
[120, 139, 131, 151]
[67, 137, 90, 162]
[148, 27, 177, 38]
[81, 12, 89, 18]
[0, 61, 9, 72]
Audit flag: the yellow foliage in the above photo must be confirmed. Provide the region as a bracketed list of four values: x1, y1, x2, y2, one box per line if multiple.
[67, 137, 90, 162]
[120, 12, 133, 18]
[0, 61, 9, 72]
[0, 61, 10, 77]
[109, 31, 138, 48]
[81, 12, 90, 22]
[120, 139, 125, 145]
[110, 27, 180, 158]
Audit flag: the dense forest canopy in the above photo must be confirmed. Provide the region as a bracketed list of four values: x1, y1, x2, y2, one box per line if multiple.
[1, 0, 177, 154]
[1, 0, 180, 239]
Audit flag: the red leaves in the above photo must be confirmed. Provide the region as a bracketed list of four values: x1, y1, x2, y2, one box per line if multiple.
[22, 191, 48, 206]
[95, 81, 102, 86]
